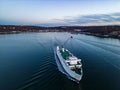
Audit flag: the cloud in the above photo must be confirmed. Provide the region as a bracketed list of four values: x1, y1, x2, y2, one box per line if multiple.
[44, 12, 120, 26]
[34, 12, 120, 26]
[0, 12, 120, 26]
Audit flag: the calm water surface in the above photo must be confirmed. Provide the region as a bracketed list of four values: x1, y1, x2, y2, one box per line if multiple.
[0, 32, 120, 90]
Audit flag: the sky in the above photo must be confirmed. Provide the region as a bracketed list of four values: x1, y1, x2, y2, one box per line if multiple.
[0, 0, 120, 26]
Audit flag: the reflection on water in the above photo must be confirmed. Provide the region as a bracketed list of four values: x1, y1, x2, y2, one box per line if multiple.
[0, 32, 120, 90]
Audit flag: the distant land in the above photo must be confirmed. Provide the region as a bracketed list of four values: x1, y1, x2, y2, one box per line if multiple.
[0, 25, 120, 38]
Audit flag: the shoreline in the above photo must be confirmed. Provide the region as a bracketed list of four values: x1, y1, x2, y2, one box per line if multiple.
[80, 32, 120, 39]
[0, 25, 120, 39]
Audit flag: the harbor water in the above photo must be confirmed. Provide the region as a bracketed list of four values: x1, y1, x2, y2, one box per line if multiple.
[0, 32, 120, 90]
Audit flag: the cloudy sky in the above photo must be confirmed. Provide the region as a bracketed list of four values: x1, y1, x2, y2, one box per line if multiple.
[0, 0, 120, 26]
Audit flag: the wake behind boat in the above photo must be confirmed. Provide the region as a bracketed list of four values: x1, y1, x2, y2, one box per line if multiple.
[55, 46, 83, 83]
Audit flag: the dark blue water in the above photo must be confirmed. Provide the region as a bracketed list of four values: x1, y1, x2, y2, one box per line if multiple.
[0, 32, 120, 90]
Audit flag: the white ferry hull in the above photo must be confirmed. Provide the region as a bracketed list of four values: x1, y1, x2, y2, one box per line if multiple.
[55, 46, 83, 83]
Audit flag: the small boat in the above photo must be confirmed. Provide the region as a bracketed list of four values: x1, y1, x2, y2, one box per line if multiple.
[55, 46, 83, 83]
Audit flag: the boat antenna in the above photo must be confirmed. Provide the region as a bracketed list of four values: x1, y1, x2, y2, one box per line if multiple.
[62, 36, 73, 47]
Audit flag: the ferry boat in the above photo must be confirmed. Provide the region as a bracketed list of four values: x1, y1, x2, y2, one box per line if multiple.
[55, 46, 83, 83]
